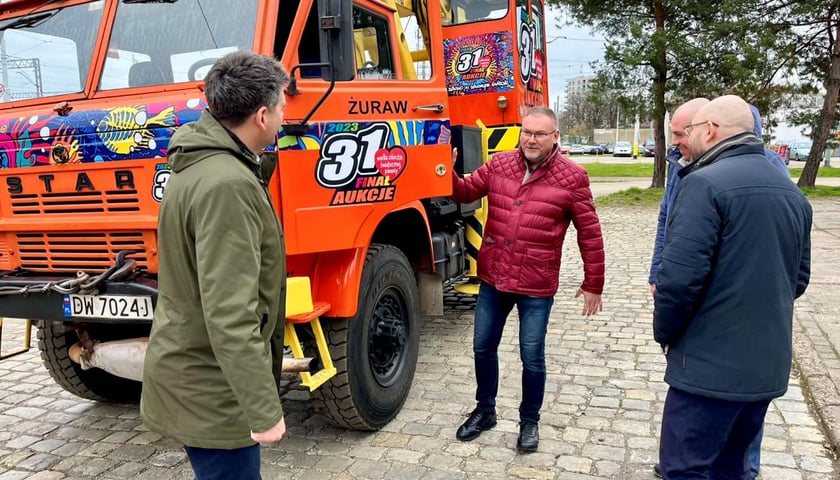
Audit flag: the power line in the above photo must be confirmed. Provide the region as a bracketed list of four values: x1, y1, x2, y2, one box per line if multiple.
[548, 35, 605, 43]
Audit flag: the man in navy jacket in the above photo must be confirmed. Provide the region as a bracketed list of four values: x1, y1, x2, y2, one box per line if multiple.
[649, 100, 791, 478]
[653, 95, 811, 479]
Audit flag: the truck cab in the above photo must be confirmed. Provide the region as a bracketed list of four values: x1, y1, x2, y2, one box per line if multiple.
[0, 0, 549, 430]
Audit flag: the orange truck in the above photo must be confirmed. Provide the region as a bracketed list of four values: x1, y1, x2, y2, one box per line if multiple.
[0, 0, 549, 430]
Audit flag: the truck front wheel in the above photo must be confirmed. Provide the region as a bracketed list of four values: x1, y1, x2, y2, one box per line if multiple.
[312, 244, 420, 430]
[37, 323, 143, 403]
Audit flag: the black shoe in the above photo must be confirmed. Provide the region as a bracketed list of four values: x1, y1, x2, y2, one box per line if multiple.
[653, 463, 663, 478]
[456, 408, 496, 441]
[516, 421, 539, 453]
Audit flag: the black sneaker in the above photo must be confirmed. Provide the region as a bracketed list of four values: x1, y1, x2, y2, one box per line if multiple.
[516, 421, 539, 453]
[456, 408, 497, 441]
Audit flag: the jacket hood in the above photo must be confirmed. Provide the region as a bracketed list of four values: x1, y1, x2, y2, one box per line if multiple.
[750, 104, 763, 137]
[167, 110, 257, 173]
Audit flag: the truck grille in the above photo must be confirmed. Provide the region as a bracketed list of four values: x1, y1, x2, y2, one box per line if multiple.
[16, 232, 148, 273]
[10, 190, 140, 215]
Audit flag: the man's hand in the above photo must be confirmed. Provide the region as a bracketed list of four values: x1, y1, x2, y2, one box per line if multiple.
[251, 417, 286, 443]
[650, 283, 656, 295]
[451, 147, 458, 167]
[575, 288, 603, 316]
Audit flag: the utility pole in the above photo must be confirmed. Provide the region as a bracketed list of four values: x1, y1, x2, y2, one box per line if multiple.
[615, 109, 620, 145]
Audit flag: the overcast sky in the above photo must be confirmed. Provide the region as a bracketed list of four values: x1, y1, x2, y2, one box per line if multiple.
[544, 9, 605, 110]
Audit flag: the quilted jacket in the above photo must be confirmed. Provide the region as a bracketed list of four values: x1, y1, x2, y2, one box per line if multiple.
[452, 147, 605, 297]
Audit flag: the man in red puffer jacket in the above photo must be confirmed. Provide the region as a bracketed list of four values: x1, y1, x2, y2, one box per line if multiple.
[451, 107, 605, 453]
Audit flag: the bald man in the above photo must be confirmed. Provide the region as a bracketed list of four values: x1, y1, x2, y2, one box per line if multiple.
[648, 98, 709, 294]
[653, 95, 812, 479]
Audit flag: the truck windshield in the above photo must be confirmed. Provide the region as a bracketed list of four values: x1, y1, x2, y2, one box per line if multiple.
[0, 1, 105, 102]
[101, 0, 258, 89]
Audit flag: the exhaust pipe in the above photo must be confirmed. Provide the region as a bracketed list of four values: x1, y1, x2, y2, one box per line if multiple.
[68, 338, 316, 381]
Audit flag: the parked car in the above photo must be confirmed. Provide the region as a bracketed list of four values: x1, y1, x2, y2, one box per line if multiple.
[789, 141, 812, 162]
[583, 144, 603, 154]
[643, 141, 655, 157]
[559, 144, 571, 155]
[613, 141, 632, 157]
[569, 144, 585, 155]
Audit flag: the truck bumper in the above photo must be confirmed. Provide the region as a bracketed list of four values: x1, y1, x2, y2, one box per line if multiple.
[0, 274, 158, 324]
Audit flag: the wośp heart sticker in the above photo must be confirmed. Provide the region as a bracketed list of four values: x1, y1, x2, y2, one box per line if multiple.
[374, 147, 407, 181]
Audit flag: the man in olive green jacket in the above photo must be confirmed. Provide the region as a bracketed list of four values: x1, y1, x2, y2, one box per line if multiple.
[141, 51, 289, 479]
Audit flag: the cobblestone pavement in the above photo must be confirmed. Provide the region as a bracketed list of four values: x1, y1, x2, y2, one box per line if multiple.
[792, 198, 840, 454]
[0, 201, 838, 479]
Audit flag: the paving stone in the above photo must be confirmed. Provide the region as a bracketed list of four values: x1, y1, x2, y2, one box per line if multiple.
[0, 471, 30, 480]
[23, 472, 64, 480]
[15, 453, 60, 471]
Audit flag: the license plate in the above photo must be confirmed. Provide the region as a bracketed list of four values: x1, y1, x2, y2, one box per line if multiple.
[63, 294, 154, 320]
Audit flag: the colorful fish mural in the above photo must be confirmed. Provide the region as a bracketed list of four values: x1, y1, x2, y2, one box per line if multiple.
[96, 106, 176, 154]
[0, 99, 205, 169]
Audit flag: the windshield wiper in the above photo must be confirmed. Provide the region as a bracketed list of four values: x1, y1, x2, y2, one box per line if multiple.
[0, 10, 58, 32]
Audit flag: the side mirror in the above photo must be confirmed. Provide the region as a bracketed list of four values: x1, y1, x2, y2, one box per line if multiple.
[318, 0, 355, 81]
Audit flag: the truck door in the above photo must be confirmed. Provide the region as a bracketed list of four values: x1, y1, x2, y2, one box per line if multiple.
[274, 0, 451, 259]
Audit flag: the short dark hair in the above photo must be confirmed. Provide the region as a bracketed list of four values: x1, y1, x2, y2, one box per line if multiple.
[203, 51, 289, 127]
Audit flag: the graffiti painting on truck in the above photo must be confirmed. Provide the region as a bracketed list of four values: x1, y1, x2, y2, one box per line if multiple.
[443, 32, 515, 96]
[517, 5, 546, 107]
[278, 120, 450, 206]
[0, 100, 204, 169]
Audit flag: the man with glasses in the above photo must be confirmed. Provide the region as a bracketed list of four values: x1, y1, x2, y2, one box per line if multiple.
[649, 97, 792, 480]
[649, 97, 709, 296]
[653, 95, 811, 479]
[450, 106, 605, 453]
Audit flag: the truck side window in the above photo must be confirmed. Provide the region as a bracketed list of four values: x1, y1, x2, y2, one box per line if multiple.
[100, 0, 258, 90]
[353, 8, 395, 80]
[296, 0, 323, 78]
[0, 2, 103, 102]
[448, 0, 509, 24]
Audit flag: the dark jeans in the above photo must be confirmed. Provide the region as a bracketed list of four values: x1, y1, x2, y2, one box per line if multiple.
[747, 424, 763, 478]
[185, 444, 261, 480]
[473, 282, 553, 423]
[659, 387, 770, 480]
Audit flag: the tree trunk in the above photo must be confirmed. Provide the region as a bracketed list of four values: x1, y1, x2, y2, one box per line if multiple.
[650, 1, 667, 189]
[798, 18, 840, 189]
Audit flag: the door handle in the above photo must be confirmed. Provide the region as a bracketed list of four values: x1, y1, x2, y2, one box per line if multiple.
[413, 103, 445, 113]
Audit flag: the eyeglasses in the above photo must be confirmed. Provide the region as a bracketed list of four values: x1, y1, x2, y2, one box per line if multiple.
[520, 129, 557, 140]
[683, 120, 719, 136]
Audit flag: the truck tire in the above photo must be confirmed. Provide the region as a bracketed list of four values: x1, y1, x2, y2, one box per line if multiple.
[311, 244, 420, 430]
[37, 323, 143, 403]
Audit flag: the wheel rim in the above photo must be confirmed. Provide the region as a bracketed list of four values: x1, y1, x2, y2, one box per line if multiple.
[367, 286, 409, 388]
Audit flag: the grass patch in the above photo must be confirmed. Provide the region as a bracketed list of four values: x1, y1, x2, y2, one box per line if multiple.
[800, 185, 840, 197]
[789, 165, 840, 177]
[582, 163, 654, 177]
[596, 187, 664, 206]
[597, 185, 839, 206]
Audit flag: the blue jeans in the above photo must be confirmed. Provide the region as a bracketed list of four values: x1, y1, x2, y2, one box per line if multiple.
[473, 282, 553, 423]
[660, 387, 769, 480]
[185, 444, 261, 480]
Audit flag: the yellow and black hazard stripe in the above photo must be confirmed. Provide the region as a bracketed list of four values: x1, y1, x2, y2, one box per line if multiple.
[485, 126, 521, 156]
